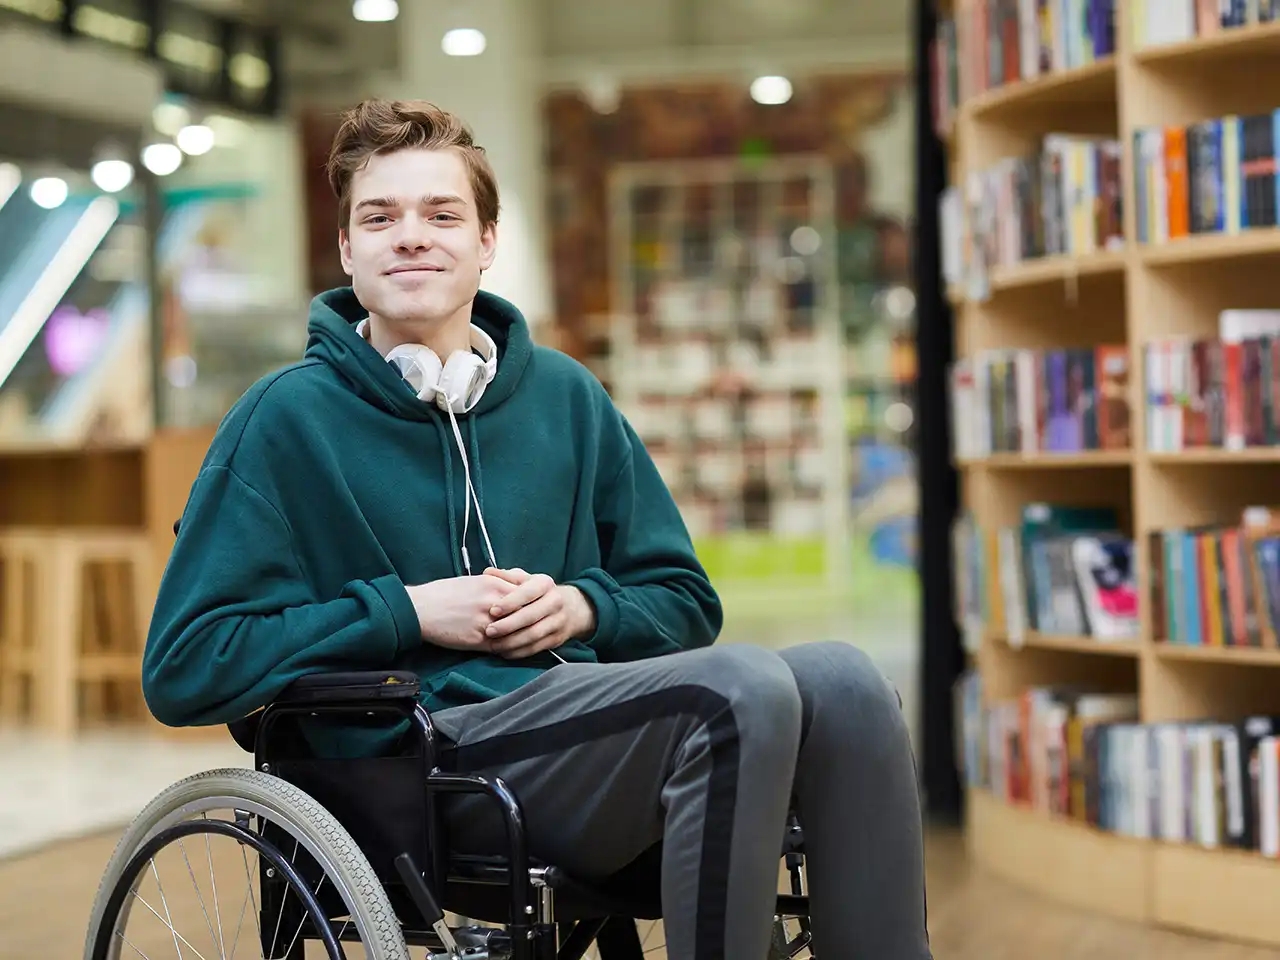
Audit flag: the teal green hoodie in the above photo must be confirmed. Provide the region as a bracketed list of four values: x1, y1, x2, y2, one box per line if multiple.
[142, 287, 722, 728]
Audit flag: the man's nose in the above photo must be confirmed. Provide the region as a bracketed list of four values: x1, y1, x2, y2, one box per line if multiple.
[395, 216, 432, 251]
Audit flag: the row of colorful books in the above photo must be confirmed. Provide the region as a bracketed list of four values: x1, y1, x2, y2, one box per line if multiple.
[931, 0, 1117, 135]
[1146, 310, 1280, 452]
[939, 135, 1124, 297]
[951, 504, 1137, 648]
[1132, 0, 1278, 50]
[949, 345, 1131, 459]
[954, 504, 1280, 651]
[956, 672, 1280, 853]
[1149, 507, 1280, 648]
[1133, 112, 1280, 244]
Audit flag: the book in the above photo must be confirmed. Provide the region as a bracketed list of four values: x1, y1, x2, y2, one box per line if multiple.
[949, 345, 1130, 459]
[955, 672, 1280, 854]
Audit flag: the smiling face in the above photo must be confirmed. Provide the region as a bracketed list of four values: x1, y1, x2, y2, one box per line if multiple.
[339, 147, 497, 342]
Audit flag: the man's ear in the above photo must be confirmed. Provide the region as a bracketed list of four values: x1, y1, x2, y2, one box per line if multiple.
[479, 223, 498, 272]
[338, 228, 353, 277]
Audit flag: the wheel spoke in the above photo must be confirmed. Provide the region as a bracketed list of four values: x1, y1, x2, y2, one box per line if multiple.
[176, 837, 220, 957]
[128, 886, 213, 960]
[203, 819, 228, 960]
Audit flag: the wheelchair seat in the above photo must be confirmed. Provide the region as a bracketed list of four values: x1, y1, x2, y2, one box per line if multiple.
[86, 670, 811, 960]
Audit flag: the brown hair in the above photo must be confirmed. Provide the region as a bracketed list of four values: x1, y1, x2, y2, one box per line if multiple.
[326, 98, 500, 232]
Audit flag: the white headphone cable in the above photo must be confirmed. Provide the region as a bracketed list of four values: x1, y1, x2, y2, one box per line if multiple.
[439, 391, 566, 665]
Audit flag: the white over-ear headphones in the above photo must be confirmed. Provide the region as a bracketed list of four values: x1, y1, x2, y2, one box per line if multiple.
[356, 318, 498, 414]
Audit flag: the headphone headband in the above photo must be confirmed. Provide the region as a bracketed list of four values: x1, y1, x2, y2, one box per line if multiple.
[356, 317, 498, 413]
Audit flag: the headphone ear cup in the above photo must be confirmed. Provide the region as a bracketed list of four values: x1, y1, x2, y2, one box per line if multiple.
[386, 345, 443, 400]
[439, 353, 489, 412]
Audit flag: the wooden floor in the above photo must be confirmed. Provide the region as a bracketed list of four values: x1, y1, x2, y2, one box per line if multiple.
[6, 824, 1280, 959]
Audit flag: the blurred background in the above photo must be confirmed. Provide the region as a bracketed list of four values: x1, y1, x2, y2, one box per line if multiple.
[0, 0, 938, 955]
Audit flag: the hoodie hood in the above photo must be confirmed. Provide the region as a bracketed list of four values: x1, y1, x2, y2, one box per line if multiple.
[304, 286, 534, 420]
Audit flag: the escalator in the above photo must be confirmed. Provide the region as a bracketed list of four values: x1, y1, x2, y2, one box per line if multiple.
[0, 187, 120, 397]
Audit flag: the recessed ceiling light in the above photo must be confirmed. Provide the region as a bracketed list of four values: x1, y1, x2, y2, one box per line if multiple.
[750, 75, 793, 105]
[442, 27, 486, 56]
[30, 177, 68, 210]
[142, 142, 183, 176]
[91, 159, 134, 193]
[353, 0, 398, 22]
[176, 124, 215, 156]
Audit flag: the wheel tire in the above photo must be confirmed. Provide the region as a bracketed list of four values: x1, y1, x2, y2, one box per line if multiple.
[83, 767, 410, 960]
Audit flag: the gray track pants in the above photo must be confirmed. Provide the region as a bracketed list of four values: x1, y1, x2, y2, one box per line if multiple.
[430, 641, 932, 960]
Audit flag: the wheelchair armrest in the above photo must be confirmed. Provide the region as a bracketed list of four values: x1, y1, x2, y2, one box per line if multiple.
[224, 672, 422, 754]
[273, 671, 421, 705]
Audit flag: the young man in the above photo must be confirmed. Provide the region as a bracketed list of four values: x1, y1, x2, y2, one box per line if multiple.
[142, 98, 932, 960]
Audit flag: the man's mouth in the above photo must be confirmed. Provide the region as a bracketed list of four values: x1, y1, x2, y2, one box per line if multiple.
[386, 264, 444, 275]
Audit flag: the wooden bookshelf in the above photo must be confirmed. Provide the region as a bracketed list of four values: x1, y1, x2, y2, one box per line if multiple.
[940, 5, 1280, 949]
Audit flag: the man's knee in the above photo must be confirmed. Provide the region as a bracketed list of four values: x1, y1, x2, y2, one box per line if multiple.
[691, 645, 803, 745]
[784, 640, 905, 727]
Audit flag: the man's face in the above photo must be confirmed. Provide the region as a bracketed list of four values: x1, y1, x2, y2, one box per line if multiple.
[339, 147, 496, 331]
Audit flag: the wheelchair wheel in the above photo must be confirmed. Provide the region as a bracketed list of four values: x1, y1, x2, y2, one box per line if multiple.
[84, 768, 409, 960]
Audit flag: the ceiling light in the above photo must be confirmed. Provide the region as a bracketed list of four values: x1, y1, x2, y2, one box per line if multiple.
[176, 124, 215, 156]
[30, 177, 68, 209]
[750, 75, 793, 105]
[91, 158, 134, 193]
[353, 0, 398, 22]
[152, 101, 190, 137]
[442, 27, 486, 56]
[142, 142, 183, 176]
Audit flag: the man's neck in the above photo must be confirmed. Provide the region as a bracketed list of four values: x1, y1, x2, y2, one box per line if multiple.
[365, 310, 472, 360]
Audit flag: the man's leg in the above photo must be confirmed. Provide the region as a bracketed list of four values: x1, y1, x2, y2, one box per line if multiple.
[777, 640, 933, 959]
[428, 645, 802, 960]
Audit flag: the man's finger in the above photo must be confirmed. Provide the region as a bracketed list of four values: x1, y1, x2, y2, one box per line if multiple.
[489, 574, 553, 618]
[487, 592, 555, 640]
[485, 567, 530, 585]
[495, 620, 563, 658]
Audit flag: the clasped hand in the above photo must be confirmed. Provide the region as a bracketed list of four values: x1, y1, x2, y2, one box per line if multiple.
[405, 567, 594, 660]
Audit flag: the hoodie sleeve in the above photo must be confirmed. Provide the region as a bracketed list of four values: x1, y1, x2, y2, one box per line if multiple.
[142, 464, 423, 727]
[566, 417, 723, 662]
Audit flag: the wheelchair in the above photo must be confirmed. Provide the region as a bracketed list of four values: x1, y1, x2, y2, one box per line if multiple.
[84, 670, 814, 959]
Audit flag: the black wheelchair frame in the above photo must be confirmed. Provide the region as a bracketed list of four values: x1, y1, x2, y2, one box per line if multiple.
[226, 670, 813, 959]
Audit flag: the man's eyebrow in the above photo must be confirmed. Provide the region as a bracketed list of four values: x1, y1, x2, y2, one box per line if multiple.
[421, 193, 468, 207]
[353, 196, 398, 214]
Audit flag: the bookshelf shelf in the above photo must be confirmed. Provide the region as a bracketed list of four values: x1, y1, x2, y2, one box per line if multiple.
[966, 789, 1148, 922]
[1133, 21, 1280, 65]
[1146, 448, 1280, 465]
[1154, 643, 1280, 666]
[985, 250, 1126, 293]
[964, 57, 1118, 120]
[956, 451, 1131, 469]
[938, 0, 1280, 948]
[1139, 228, 1280, 267]
[1006, 632, 1142, 657]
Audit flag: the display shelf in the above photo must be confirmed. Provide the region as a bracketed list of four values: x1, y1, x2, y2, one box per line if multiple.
[1153, 643, 1280, 667]
[941, 5, 1280, 949]
[1133, 20, 1280, 65]
[965, 57, 1118, 120]
[965, 789, 1148, 923]
[1146, 448, 1280, 465]
[1151, 843, 1280, 947]
[955, 451, 1132, 469]
[1001, 632, 1142, 657]
[1139, 228, 1280, 267]
[984, 250, 1127, 294]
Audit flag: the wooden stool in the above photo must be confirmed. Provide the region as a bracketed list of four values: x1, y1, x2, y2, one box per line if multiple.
[0, 526, 151, 735]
